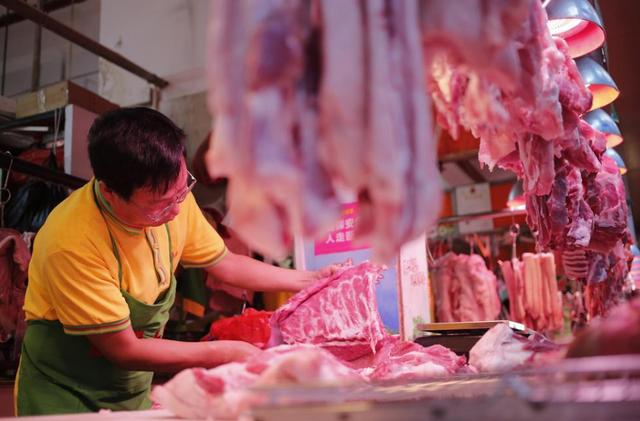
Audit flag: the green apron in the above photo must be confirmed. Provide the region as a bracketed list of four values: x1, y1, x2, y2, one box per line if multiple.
[16, 216, 176, 415]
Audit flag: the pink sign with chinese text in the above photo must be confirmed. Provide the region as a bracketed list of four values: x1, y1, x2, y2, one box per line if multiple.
[314, 203, 369, 255]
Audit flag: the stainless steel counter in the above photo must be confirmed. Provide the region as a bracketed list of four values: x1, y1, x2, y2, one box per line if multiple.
[5, 354, 640, 421]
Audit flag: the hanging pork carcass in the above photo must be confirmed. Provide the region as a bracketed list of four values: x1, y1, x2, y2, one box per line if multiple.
[205, 0, 441, 264]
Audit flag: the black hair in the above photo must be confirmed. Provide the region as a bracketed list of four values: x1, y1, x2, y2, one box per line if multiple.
[88, 107, 186, 201]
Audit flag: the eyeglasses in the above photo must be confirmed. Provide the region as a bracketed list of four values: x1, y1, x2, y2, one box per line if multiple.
[142, 171, 197, 223]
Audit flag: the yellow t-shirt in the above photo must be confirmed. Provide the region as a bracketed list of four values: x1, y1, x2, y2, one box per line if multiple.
[24, 179, 227, 335]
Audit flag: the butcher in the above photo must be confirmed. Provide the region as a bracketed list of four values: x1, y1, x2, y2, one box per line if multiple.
[15, 107, 332, 416]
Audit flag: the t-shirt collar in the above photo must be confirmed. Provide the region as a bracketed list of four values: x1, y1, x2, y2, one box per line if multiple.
[93, 179, 143, 235]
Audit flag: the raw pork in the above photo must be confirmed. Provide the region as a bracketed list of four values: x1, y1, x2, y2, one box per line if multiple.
[566, 296, 640, 358]
[154, 340, 470, 419]
[206, 0, 440, 263]
[366, 336, 467, 382]
[270, 261, 386, 359]
[157, 262, 472, 419]
[317, 0, 366, 192]
[270, 261, 471, 376]
[584, 156, 629, 254]
[500, 259, 526, 323]
[0, 229, 30, 349]
[206, 0, 339, 260]
[269, 260, 473, 379]
[500, 253, 563, 333]
[153, 345, 364, 420]
[525, 155, 632, 318]
[420, 0, 533, 93]
[355, 0, 441, 262]
[583, 242, 631, 319]
[423, 0, 629, 317]
[425, 0, 588, 172]
[431, 253, 501, 322]
[469, 323, 564, 373]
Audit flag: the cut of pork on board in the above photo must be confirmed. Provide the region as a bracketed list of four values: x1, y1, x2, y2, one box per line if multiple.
[269, 261, 387, 360]
[469, 323, 565, 373]
[152, 344, 365, 420]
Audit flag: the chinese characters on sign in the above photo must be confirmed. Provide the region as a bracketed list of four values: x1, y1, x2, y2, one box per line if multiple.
[401, 257, 427, 287]
[396, 234, 432, 341]
[314, 203, 369, 255]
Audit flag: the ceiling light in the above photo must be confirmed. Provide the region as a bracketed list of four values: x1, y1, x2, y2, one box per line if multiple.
[507, 180, 526, 211]
[605, 148, 627, 175]
[583, 109, 623, 148]
[576, 56, 619, 111]
[546, 0, 605, 58]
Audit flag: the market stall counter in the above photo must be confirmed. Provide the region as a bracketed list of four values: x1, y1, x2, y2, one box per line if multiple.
[0, 409, 195, 421]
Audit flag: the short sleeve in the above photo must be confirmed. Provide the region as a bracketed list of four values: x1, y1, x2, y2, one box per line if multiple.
[46, 249, 130, 335]
[179, 194, 227, 268]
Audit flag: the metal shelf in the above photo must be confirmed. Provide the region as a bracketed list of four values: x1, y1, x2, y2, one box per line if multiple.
[0, 151, 86, 189]
[438, 208, 527, 225]
[0, 109, 60, 133]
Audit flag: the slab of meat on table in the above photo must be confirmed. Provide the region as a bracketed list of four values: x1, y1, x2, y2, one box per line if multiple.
[156, 261, 472, 419]
[431, 253, 501, 322]
[469, 323, 565, 373]
[268, 261, 470, 380]
[152, 344, 365, 420]
[364, 336, 469, 382]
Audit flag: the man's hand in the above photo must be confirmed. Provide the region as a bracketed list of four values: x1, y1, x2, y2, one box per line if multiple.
[292, 263, 345, 291]
[313, 263, 343, 280]
[211, 340, 262, 363]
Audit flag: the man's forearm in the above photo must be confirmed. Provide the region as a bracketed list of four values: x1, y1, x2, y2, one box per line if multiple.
[207, 252, 314, 292]
[109, 338, 249, 373]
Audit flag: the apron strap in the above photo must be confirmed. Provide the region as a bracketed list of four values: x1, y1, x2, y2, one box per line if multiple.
[106, 229, 124, 288]
[92, 179, 173, 289]
[165, 223, 173, 270]
[104, 218, 172, 291]
[93, 179, 124, 287]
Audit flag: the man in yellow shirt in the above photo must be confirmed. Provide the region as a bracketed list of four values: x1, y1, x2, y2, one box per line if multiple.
[16, 107, 325, 415]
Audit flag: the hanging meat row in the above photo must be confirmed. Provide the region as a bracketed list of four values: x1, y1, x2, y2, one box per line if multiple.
[431, 252, 501, 323]
[499, 253, 563, 333]
[424, 0, 631, 317]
